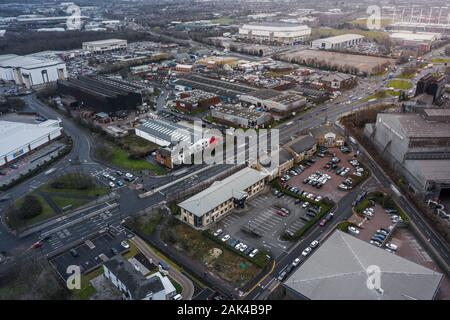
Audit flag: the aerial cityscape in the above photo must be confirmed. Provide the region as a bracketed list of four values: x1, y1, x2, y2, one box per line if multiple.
[0, 0, 449, 304]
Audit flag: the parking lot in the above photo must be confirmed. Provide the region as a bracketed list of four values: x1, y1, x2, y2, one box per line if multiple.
[90, 167, 137, 190]
[211, 189, 321, 259]
[285, 147, 363, 202]
[49, 232, 129, 281]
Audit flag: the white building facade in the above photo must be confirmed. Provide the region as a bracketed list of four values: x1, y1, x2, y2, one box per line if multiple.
[311, 34, 365, 50]
[239, 23, 311, 45]
[82, 39, 127, 53]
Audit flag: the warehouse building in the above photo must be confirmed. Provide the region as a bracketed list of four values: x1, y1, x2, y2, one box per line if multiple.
[239, 23, 311, 45]
[0, 54, 67, 88]
[82, 39, 127, 53]
[178, 167, 267, 228]
[311, 34, 365, 50]
[175, 90, 220, 113]
[0, 119, 62, 168]
[283, 230, 443, 300]
[210, 104, 272, 128]
[240, 89, 307, 119]
[320, 72, 356, 91]
[364, 111, 450, 200]
[389, 32, 440, 51]
[57, 76, 150, 113]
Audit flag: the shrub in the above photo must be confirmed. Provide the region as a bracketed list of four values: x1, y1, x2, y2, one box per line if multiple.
[18, 195, 42, 220]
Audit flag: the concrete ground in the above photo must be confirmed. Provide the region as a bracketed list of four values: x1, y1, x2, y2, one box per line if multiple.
[212, 188, 310, 259]
[286, 147, 357, 202]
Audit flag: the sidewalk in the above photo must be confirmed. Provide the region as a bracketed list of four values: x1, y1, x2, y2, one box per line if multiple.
[131, 236, 195, 300]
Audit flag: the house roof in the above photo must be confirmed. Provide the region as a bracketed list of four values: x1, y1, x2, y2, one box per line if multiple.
[104, 256, 164, 300]
[284, 231, 443, 300]
[178, 167, 267, 217]
[136, 119, 194, 146]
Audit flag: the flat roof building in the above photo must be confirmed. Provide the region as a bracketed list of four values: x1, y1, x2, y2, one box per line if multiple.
[0, 119, 62, 168]
[239, 23, 311, 45]
[364, 112, 450, 199]
[283, 230, 443, 300]
[240, 89, 307, 119]
[82, 39, 127, 53]
[210, 104, 272, 128]
[0, 54, 67, 88]
[178, 167, 267, 228]
[389, 32, 440, 51]
[311, 34, 365, 50]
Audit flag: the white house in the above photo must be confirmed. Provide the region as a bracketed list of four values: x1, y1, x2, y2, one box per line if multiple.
[103, 256, 167, 300]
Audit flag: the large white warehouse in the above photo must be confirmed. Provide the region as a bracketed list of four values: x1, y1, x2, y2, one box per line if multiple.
[239, 23, 311, 45]
[0, 54, 67, 88]
[0, 119, 62, 167]
[311, 34, 365, 50]
[82, 39, 127, 53]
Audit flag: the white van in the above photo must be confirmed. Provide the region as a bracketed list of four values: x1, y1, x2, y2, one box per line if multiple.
[173, 294, 182, 300]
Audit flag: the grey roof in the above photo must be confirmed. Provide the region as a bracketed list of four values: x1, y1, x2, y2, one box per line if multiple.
[284, 231, 443, 300]
[379, 113, 450, 138]
[212, 104, 269, 121]
[321, 72, 354, 83]
[285, 135, 316, 155]
[136, 119, 194, 146]
[279, 147, 295, 164]
[178, 167, 267, 217]
[315, 33, 365, 44]
[0, 53, 64, 69]
[104, 256, 164, 300]
[405, 159, 450, 184]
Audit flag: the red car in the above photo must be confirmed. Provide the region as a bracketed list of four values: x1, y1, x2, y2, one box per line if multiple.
[319, 218, 328, 226]
[31, 241, 43, 249]
[276, 210, 288, 217]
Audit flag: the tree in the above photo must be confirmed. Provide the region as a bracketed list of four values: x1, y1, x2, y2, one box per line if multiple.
[18, 195, 42, 220]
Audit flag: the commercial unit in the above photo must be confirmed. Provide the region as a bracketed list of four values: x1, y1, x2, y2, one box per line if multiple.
[103, 256, 167, 300]
[57, 76, 150, 113]
[311, 34, 365, 50]
[240, 89, 307, 119]
[0, 119, 62, 168]
[175, 90, 220, 113]
[389, 32, 440, 51]
[82, 39, 127, 53]
[283, 231, 443, 300]
[320, 72, 356, 91]
[210, 104, 272, 128]
[310, 124, 345, 147]
[364, 111, 450, 199]
[239, 23, 311, 45]
[415, 73, 446, 104]
[0, 54, 67, 88]
[178, 167, 267, 228]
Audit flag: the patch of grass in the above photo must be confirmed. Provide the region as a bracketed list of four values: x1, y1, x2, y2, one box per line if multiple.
[119, 134, 158, 155]
[51, 196, 90, 211]
[337, 221, 351, 232]
[109, 146, 166, 174]
[387, 79, 413, 90]
[161, 220, 261, 287]
[169, 276, 183, 294]
[431, 58, 450, 64]
[311, 27, 389, 42]
[14, 193, 56, 225]
[71, 267, 103, 300]
[138, 213, 164, 236]
[122, 241, 140, 260]
[350, 18, 393, 29]
[209, 17, 235, 24]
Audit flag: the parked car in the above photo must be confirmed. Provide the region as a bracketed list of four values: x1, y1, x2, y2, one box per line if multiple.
[239, 244, 248, 252]
[213, 229, 223, 237]
[70, 249, 79, 257]
[221, 234, 230, 242]
[370, 240, 382, 247]
[31, 241, 43, 249]
[301, 247, 312, 257]
[111, 248, 119, 256]
[302, 202, 310, 209]
[249, 249, 259, 258]
[385, 243, 398, 251]
[277, 271, 287, 281]
[292, 258, 301, 267]
[310, 240, 319, 248]
[348, 226, 360, 235]
[108, 181, 115, 188]
[121, 241, 130, 249]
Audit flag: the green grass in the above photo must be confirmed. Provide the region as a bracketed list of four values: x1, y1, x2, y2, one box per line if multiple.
[337, 221, 352, 232]
[311, 27, 389, 42]
[122, 241, 140, 260]
[119, 134, 158, 154]
[71, 267, 104, 300]
[387, 79, 413, 90]
[51, 196, 89, 211]
[110, 146, 166, 174]
[40, 185, 109, 197]
[350, 18, 393, 29]
[14, 193, 56, 225]
[431, 58, 450, 64]
[169, 276, 183, 294]
[209, 17, 235, 24]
